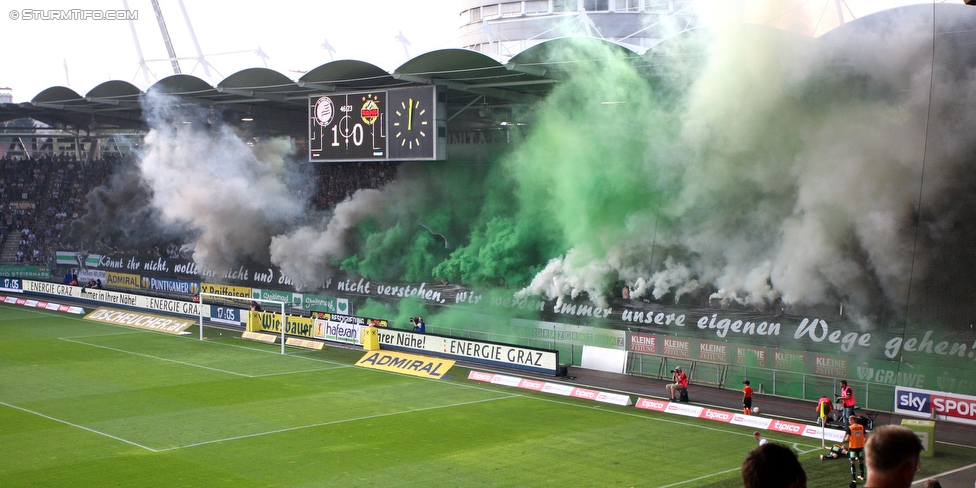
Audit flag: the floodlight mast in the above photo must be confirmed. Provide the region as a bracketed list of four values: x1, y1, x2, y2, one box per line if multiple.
[149, 0, 182, 75]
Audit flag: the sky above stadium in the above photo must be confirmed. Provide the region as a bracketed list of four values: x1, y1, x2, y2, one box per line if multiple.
[1, 0, 940, 103]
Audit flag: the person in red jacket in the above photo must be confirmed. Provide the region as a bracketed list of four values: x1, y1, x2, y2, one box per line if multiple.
[743, 380, 755, 415]
[836, 380, 856, 428]
[666, 366, 688, 401]
[816, 394, 833, 426]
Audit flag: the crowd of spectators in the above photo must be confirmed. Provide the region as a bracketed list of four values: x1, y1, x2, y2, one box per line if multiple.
[2, 153, 401, 266]
[1, 153, 116, 265]
[308, 161, 400, 210]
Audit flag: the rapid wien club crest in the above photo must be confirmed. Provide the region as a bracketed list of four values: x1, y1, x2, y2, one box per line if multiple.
[360, 94, 380, 125]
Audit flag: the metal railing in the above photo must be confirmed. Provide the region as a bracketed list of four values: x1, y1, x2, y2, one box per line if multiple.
[432, 325, 895, 413]
[627, 351, 894, 412]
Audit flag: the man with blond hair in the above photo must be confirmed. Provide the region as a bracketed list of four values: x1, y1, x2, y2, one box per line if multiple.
[863, 425, 923, 488]
[844, 415, 866, 482]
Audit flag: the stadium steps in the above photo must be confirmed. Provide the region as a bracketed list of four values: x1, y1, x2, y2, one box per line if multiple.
[0, 230, 22, 264]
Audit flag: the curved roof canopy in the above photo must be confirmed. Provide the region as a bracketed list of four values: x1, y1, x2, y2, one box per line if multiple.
[0, 45, 572, 135]
[2, 6, 967, 136]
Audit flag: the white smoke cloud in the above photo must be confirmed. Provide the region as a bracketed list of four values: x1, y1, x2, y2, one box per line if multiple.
[138, 93, 305, 273]
[515, 5, 957, 320]
[269, 188, 391, 288]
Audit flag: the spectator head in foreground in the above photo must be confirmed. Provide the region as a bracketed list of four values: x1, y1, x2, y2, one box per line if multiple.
[864, 425, 923, 488]
[742, 443, 807, 488]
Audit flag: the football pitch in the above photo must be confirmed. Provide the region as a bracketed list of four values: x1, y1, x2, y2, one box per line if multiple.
[3, 303, 975, 487]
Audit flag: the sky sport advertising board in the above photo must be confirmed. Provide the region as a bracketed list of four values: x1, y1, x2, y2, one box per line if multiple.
[894, 385, 976, 426]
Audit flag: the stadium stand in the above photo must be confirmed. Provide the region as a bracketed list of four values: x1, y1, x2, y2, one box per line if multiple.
[0, 153, 400, 266]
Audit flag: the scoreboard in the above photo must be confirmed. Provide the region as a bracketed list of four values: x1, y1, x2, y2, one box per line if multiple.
[309, 86, 446, 162]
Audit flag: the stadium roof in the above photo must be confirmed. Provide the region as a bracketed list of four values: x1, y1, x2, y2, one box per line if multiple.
[3, 4, 958, 138]
[0, 38, 646, 137]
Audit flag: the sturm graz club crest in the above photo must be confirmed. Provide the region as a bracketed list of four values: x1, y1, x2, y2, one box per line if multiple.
[856, 364, 874, 381]
[937, 372, 956, 391]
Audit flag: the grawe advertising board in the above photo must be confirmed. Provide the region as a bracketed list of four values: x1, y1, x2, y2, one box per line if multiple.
[894, 386, 976, 426]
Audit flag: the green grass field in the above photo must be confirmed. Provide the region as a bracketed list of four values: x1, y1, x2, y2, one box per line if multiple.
[3, 303, 975, 487]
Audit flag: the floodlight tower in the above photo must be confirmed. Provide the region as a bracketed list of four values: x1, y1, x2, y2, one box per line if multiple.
[176, 0, 213, 77]
[395, 30, 412, 60]
[123, 0, 152, 84]
[150, 0, 182, 74]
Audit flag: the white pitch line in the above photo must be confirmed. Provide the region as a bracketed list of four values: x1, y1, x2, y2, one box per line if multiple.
[250, 366, 351, 377]
[911, 461, 976, 487]
[794, 442, 822, 454]
[657, 466, 743, 487]
[59, 337, 253, 377]
[60, 337, 353, 378]
[0, 401, 158, 452]
[198, 338, 349, 366]
[58, 331, 145, 339]
[448, 380, 829, 458]
[157, 393, 519, 452]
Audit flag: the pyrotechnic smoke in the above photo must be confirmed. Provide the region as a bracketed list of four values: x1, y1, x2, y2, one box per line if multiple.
[96, 4, 972, 330]
[136, 92, 306, 273]
[67, 157, 182, 250]
[276, 5, 976, 326]
[514, 5, 968, 323]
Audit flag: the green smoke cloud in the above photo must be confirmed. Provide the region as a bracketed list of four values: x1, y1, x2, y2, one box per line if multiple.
[272, 7, 976, 329]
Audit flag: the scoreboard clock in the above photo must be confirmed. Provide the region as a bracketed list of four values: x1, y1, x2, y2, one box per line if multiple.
[309, 86, 444, 162]
[388, 86, 436, 160]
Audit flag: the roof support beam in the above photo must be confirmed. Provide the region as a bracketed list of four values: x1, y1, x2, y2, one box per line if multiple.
[215, 87, 290, 103]
[393, 73, 539, 104]
[296, 81, 337, 92]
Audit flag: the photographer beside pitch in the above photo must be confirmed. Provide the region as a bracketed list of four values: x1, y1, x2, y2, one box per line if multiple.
[410, 316, 426, 333]
[665, 366, 688, 402]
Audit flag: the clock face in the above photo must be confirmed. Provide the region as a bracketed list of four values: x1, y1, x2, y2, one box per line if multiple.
[392, 98, 428, 149]
[388, 86, 436, 160]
